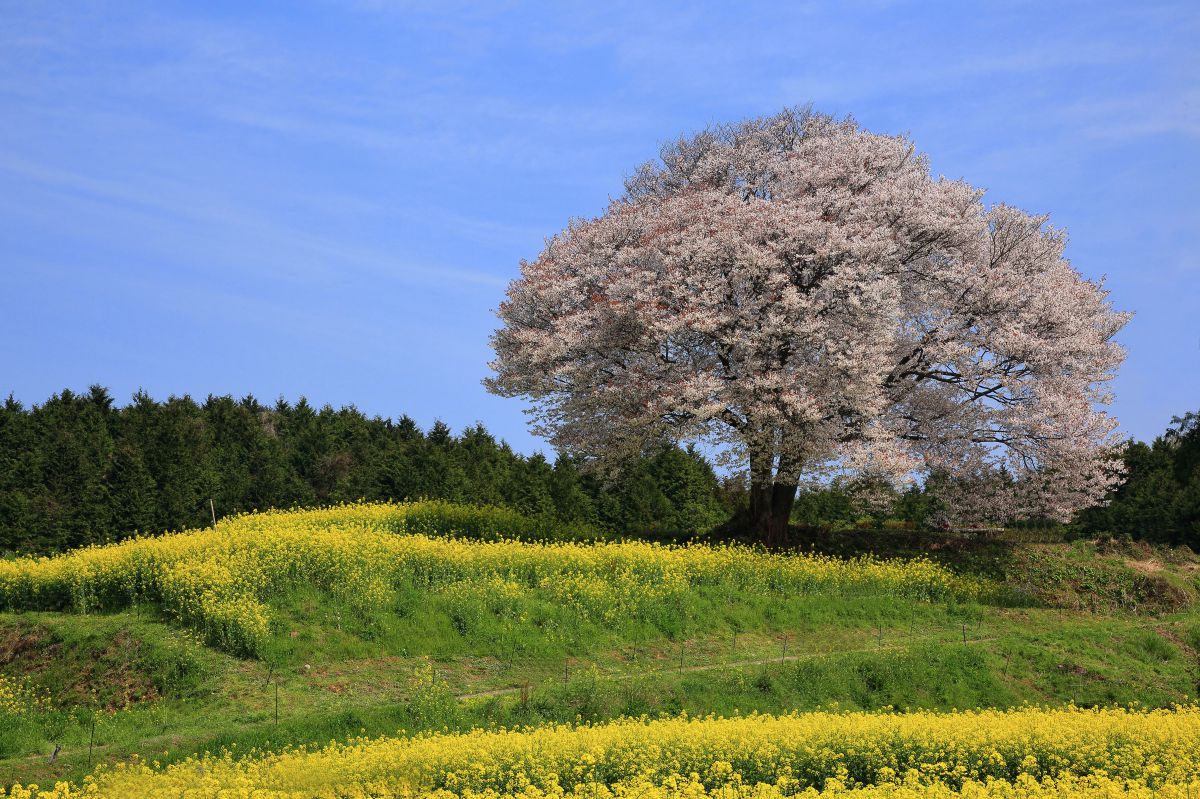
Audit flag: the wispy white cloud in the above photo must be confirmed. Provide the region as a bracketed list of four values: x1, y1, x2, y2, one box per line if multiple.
[0, 154, 508, 288]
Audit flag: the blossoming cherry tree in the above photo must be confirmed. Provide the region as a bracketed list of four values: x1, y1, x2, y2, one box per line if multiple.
[486, 108, 1129, 543]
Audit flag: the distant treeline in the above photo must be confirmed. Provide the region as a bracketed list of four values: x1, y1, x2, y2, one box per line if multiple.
[2, 387, 1197, 553]
[1076, 410, 1200, 546]
[0, 387, 729, 553]
[787, 409, 1200, 548]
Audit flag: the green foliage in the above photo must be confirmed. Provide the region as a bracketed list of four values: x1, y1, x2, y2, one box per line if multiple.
[521, 644, 1019, 723]
[0, 612, 213, 766]
[1077, 410, 1200, 547]
[597, 446, 727, 538]
[1131, 630, 1177, 662]
[1, 532, 1198, 788]
[0, 615, 211, 708]
[406, 659, 459, 728]
[790, 481, 932, 530]
[791, 485, 859, 528]
[1003, 543, 1193, 613]
[1184, 621, 1200, 651]
[0, 389, 733, 554]
[396, 500, 601, 542]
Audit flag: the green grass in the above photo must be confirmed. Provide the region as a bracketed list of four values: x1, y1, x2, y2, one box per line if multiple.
[1, 513, 1198, 791]
[257, 583, 982, 668]
[3, 600, 1197, 788]
[0, 613, 211, 707]
[784, 526, 1199, 613]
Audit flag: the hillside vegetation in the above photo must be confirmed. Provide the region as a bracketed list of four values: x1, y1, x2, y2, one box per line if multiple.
[0, 389, 726, 553]
[11, 706, 1200, 798]
[6, 388, 1197, 557]
[0, 502, 973, 657]
[0, 503, 1198, 795]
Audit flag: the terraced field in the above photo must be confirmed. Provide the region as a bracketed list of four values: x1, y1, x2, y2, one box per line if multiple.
[2, 504, 1198, 796]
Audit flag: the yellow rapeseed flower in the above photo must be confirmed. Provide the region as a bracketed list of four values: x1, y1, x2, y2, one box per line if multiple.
[5, 706, 1200, 798]
[0, 502, 978, 656]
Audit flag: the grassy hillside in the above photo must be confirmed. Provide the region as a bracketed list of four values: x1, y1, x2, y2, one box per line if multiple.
[1, 503, 1198, 794]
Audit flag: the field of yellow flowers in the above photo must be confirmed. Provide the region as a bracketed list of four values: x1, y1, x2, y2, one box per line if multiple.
[0, 502, 977, 656]
[3, 504, 1199, 797]
[7, 705, 1200, 798]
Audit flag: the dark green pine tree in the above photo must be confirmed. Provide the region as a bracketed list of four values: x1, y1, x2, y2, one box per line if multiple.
[511, 452, 556, 518]
[273, 398, 322, 507]
[204, 394, 257, 516]
[203, 395, 305, 516]
[326, 404, 384, 503]
[312, 404, 356, 503]
[454, 423, 511, 507]
[548, 454, 596, 526]
[0, 395, 35, 551]
[0, 387, 744, 550]
[107, 437, 157, 538]
[404, 420, 467, 502]
[649, 445, 727, 534]
[603, 458, 674, 537]
[1075, 410, 1200, 546]
[26, 387, 117, 550]
[372, 414, 427, 502]
[134, 393, 216, 531]
[1172, 414, 1200, 545]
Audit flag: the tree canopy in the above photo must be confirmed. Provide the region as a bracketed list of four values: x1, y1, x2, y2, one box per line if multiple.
[1077, 410, 1200, 546]
[0, 387, 727, 553]
[487, 107, 1129, 543]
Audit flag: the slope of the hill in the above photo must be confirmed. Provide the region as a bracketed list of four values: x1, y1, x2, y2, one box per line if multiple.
[0, 503, 1197, 791]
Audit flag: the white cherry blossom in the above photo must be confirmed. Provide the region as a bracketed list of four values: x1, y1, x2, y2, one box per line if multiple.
[487, 108, 1129, 542]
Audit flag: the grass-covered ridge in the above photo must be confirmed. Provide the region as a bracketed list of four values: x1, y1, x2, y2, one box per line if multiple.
[10, 706, 1200, 798]
[1, 503, 1197, 793]
[0, 502, 978, 657]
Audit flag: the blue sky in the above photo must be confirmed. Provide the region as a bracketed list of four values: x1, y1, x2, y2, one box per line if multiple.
[1, 1, 1197, 454]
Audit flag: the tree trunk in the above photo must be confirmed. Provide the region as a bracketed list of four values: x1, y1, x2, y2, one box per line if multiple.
[747, 449, 775, 540]
[723, 448, 798, 547]
[765, 481, 798, 548]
